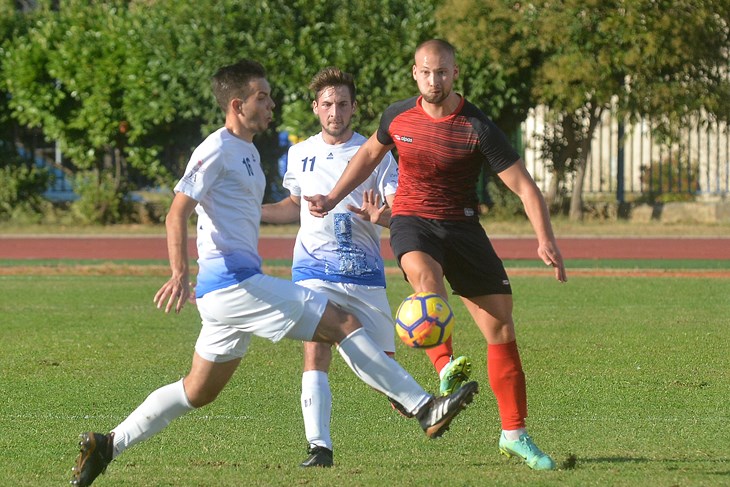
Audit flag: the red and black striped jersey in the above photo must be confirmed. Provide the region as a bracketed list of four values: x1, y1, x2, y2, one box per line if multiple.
[377, 95, 518, 220]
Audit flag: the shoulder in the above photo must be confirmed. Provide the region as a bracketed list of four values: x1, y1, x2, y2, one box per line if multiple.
[189, 128, 228, 164]
[383, 97, 419, 120]
[196, 127, 227, 151]
[348, 132, 368, 147]
[288, 134, 319, 155]
[459, 99, 508, 139]
[458, 98, 493, 124]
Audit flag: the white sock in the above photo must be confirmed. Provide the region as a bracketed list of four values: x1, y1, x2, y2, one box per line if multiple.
[111, 378, 195, 458]
[502, 428, 528, 441]
[337, 328, 431, 415]
[301, 370, 332, 450]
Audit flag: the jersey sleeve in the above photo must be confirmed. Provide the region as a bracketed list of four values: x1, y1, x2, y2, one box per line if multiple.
[473, 112, 521, 173]
[282, 145, 301, 196]
[174, 146, 224, 201]
[376, 97, 418, 146]
[375, 151, 398, 198]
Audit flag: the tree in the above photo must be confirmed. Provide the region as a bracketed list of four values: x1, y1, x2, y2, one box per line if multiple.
[438, 0, 730, 220]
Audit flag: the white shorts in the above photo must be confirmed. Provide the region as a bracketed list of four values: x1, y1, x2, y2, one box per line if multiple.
[194, 273, 328, 362]
[296, 279, 395, 354]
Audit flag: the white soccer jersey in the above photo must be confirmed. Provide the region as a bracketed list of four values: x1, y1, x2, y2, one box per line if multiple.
[174, 127, 266, 297]
[283, 132, 398, 287]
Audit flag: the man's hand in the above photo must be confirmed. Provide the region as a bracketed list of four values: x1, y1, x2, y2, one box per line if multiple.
[304, 194, 334, 217]
[153, 275, 193, 314]
[346, 190, 387, 225]
[537, 241, 567, 283]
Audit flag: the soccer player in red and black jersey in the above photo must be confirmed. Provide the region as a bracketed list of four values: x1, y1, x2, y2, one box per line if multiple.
[306, 39, 566, 470]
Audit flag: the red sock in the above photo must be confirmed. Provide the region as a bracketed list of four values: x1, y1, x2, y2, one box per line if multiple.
[488, 341, 527, 430]
[426, 336, 453, 374]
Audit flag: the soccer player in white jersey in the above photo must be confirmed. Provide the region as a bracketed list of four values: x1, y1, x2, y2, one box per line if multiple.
[70, 60, 478, 487]
[262, 67, 399, 468]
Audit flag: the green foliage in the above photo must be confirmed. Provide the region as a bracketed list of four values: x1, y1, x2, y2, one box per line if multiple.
[435, 0, 534, 134]
[3, 0, 726, 223]
[1, 0, 444, 220]
[481, 176, 527, 221]
[0, 149, 52, 222]
[70, 170, 130, 225]
[275, 0, 438, 138]
[437, 0, 730, 219]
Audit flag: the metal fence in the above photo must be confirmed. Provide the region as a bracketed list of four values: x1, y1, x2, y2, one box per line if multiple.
[522, 106, 730, 202]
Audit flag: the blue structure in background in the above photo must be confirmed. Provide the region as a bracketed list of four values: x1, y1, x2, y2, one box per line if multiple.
[268, 131, 292, 202]
[16, 144, 78, 202]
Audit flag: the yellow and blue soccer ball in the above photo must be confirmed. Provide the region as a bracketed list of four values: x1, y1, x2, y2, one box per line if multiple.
[395, 292, 454, 348]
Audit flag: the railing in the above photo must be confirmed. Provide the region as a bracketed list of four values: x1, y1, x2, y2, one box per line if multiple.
[522, 106, 730, 202]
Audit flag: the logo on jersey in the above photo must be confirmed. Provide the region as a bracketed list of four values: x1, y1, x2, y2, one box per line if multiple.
[327, 152, 334, 159]
[182, 160, 204, 182]
[241, 155, 254, 176]
[393, 134, 413, 143]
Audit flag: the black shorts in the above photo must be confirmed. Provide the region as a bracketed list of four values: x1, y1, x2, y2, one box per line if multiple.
[389, 215, 512, 298]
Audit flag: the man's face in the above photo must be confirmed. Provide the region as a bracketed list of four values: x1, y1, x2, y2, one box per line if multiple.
[313, 85, 355, 138]
[412, 48, 458, 105]
[238, 77, 275, 134]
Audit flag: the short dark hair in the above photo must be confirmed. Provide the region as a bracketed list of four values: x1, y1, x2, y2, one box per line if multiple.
[309, 67, 356, 104]
[211, 59, 267, 113]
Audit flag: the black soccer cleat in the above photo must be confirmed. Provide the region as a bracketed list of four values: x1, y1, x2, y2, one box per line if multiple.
[70, 432, 114, 486]
[417, 381, 479, 438]
[389, 398, 415, 418]
[299, 445, 334, 468]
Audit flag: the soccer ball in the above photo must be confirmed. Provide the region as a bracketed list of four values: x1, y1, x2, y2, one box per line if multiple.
[395, 292, 454, 348]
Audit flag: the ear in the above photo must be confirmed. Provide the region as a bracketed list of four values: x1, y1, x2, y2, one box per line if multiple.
[231, 98, 245, 117]
[453, 64, 460, 80]
[412, 64, 417, 80]
[312, 100, 318, 114]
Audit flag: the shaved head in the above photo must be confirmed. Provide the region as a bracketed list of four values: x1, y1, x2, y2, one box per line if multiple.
[414, 39, 456, 64]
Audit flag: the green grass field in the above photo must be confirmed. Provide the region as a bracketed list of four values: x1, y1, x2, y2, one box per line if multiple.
[1, 270, 729, 486]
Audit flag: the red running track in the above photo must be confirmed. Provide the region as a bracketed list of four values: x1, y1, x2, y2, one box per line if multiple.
[0, 235, 728, 260]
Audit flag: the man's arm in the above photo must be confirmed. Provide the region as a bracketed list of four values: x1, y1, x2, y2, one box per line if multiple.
[305, 132, 393, 216]
[261, 195, 301, 224]
[497, 160, 567, 283]
[153, 192, 199, 313]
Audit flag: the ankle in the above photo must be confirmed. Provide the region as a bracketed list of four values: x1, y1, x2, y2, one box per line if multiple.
[502, 428, 527, 441]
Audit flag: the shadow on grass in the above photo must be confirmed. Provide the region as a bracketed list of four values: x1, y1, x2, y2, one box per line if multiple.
[562, 454, 730, 474]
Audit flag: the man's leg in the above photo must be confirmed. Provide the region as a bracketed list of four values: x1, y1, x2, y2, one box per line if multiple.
[300, 342, 334, 467]
[71, 354, 240, 486]
[114, 353, 240, 453]
[462, 294, 555, 471]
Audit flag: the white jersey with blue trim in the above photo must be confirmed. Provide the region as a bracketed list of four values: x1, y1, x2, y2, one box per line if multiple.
[174, 127, 265, 297]
[283, 132, 398, 287]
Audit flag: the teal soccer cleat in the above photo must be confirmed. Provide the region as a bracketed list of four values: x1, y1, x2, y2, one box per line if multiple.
[439, 355, 472, 396]
[499, 433, 556, 470]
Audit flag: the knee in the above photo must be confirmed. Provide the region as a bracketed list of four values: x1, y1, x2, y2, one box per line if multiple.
[484, 322, 516, 344]
[314, 301, 361, 344]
